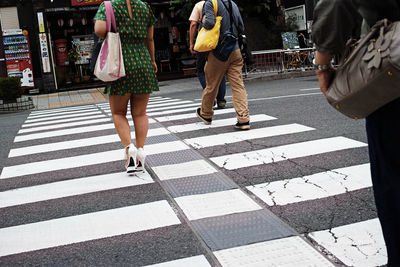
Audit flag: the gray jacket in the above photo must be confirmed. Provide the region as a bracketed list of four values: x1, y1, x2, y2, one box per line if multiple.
[202, 0, 245, 50]
[312, 0, 400, 55]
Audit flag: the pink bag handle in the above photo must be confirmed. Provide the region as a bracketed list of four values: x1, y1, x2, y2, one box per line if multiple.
[104, 1, 117, 33]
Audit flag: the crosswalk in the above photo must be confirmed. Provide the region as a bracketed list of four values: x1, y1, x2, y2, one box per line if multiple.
[0, 96, 386, 266]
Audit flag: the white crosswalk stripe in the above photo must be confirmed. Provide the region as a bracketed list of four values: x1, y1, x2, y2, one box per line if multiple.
[168, 114, 276, 133]
[247, 163, 372, 206]
[145, 255, 211, 267]
[185, 123, 315, 149]
[0, 172, 153, 208]
[25, 110, 102, 123]
[210, 137, 367, 170]
[9, 128, 170, 157]
[29, 104, 98, 116]
[1, 96, 385, 266]
[155, 108, 236, 122]
[22, 114, 107, 128]
[18, 118, 111, 134]
[1, 141, 189, 179]
[27, 108, 100, 120]
[0, 201, 180, 257]
[15, 118, 157, 142]
[308, 219, 386, 267]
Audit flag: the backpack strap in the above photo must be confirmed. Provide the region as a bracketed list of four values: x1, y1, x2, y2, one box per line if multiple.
[220, 0, 241, 35]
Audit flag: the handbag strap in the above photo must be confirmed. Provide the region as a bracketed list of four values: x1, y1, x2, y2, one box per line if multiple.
[104, 1, 117, 33]
[212, 0, 218, 17]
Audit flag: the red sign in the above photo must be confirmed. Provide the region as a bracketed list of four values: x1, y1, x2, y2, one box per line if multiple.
[71, 0, 103, 6]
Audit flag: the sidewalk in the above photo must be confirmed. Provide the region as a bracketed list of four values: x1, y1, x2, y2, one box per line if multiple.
[30, 87, 109, 110]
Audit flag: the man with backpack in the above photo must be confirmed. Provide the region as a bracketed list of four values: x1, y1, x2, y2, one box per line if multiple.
[189, 0, 227, 109]
[195, 0, 250, 130]
[312, 1, 400, 265]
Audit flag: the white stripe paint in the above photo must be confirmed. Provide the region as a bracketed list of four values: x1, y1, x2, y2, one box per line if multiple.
[10, 128, 170, 157]
[194, 93, 320, 104]
[0, 201, 181, 257]
[22, 114, 107, 128]
[185, 124, 315, 149]
[309, 219, 386, 267]
[28, 108, 99, 119]
[25, 111, 101, 123]
[98, 100, 188, 110]
[152, 160, 217, 181]
[168, 114, 277, 133]
[155, 108, 236, 122]
[211, 137, 367, 170]
[102, 102, 201, 114]
[214, 236, 335, 267]
[148, 96, 165, 101]
[29, 105, 96, 116]
[15, 123, 116, 142]
[19, 118, 111, 134]
[146, 102, 200, 112]
[248, 164, 372, 206]
[0, 171, 153, 208]
[147, 107, 200, 117]
[245, 92, 322, 103]
[194, 95, 232, 101]
[300, 88, 321, 91]
[174, 189, 261, 220]
[1, 141, 189, 179]
[145, 255, 211, 267]
[147, 100, 192, 108]
[148, 99, 182, 105]
[15, 119, 156, 142]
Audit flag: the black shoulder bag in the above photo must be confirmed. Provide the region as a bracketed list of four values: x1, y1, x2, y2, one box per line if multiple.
[212, 0, 238, 61]
[215, 0, 254, 65]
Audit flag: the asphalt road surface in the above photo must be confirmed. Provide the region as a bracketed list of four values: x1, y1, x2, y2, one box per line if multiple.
[0, 76, 386, 267]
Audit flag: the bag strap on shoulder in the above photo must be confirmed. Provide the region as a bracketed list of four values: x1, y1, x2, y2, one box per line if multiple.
[220, 0, 241, 35]
[104, 1, 117, 33]
[212, 0, 218, 17]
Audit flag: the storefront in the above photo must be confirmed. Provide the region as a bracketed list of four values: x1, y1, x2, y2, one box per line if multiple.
[36, 0, 195, 92]
[1, 0, 195, 93]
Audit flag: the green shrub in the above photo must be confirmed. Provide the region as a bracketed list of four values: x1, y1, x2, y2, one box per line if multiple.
[0, 77, 24, 101]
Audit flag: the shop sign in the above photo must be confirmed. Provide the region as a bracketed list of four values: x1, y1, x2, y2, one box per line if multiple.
[39, 33, 51, 73]
[284, 5, 306, 31]
[71, 0, 103, 6]
[37, 12, 45, 33]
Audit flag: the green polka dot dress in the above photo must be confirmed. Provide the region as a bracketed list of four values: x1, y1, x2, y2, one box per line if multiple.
[95, 0, 159, 95]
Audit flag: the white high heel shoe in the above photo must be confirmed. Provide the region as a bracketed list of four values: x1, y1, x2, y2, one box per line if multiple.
[125, 144, 137, 173]
[136, 148, 146, 173]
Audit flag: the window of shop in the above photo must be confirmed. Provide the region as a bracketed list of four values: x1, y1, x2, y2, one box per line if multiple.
[45, 6, 98, 89]
[152, 3, 196, 79]
[43, 1, 195, 90]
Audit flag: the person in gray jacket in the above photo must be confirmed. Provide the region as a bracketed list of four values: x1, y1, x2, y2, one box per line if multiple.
[195, 0, 250, 130]
[312, 1, 400, 265]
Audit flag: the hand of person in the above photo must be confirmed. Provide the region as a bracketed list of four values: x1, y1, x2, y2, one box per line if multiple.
[316, 69, 335, 96]
[190, 44, 196, 55]
[152, 61, 158, 73]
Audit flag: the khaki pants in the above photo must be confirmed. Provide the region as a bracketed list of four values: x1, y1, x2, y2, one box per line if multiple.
[200, 49, 250, 123]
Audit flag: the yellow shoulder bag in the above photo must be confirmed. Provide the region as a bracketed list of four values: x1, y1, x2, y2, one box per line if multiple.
[194, 0, 222, 52]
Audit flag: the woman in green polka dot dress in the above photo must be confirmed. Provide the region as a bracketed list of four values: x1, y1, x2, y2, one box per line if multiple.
[94, 0, 159, 173]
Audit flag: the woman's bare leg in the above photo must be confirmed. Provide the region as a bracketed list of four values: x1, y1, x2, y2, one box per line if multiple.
[109, 94, 132, 162]
[130, 94, 150, 148]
